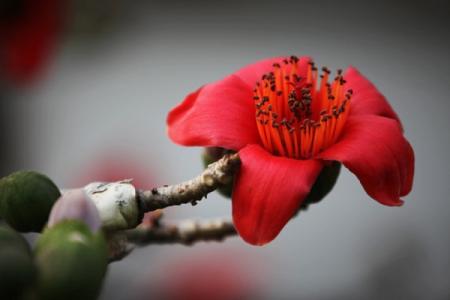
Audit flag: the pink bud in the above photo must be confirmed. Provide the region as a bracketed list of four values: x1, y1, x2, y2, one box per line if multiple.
[48, 189, 101, 232]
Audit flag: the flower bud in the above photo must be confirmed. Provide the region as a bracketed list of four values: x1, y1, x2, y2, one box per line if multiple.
[202, 147, 235, 198]
[34, 220, 108, 300]
[0, 171, 61, 232]
[0, 225, 37, 299]
[48, 189, 101, 232]
[84, 181, 139, 231]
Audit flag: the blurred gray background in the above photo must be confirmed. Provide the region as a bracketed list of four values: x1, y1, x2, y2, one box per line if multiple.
[2, 0, 449, 299]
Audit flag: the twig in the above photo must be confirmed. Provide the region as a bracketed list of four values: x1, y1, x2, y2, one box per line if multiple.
[137, 153, 240, 213]
[127, 218, 237, 246]
[108, 218, 237, 262]
[107, 232, 135, 263]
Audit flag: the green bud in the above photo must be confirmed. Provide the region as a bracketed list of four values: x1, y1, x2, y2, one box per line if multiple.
[0, 225, 37, 300]
[34, 220, 108, 300]
[202, 147, 235, 198]
[299, 161, 341, 211]
[0, 171, 61, 232]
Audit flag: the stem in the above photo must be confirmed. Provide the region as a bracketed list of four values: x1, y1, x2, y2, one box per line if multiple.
[127, 218, 236, 246]
[137, 153, 240, 213]
[108, 218, 237, 262]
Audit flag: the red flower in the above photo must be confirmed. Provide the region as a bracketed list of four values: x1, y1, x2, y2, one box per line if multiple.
[144, 252, 262, 300]
[0, 0, 64, 85]
[72, 151, 157, 190]
[167, 56, 414, 245]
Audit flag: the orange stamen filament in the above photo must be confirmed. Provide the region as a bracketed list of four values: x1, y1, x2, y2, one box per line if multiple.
[253, 56, 352, 159]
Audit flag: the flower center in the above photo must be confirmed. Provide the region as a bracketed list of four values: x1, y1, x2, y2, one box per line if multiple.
[253, 56, 352, 159]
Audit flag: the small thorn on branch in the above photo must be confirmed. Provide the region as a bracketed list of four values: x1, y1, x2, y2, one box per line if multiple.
[137, 153, 240, 213]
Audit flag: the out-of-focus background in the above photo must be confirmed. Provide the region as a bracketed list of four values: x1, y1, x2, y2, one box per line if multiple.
[1, 0, 449, 299]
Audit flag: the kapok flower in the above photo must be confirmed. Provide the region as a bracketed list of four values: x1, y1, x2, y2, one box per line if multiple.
[167, 56, 415, 245]
[0, 0, 64, 84]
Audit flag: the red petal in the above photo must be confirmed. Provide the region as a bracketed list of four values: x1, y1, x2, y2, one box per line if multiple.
[1, 0, 63, 84]
[345, 67, 402, 126]
[318, 115, 414, 206]
[233, 144, 323, 245]
[167, 75, 260, 150]
[234, 56, 311, 87]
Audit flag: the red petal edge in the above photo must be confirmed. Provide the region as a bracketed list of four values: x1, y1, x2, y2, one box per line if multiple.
[167, 75, 260, 150]
[233, 144, 323, 245]
[318, 115, 414, 206]
[345, 67, 402, 127]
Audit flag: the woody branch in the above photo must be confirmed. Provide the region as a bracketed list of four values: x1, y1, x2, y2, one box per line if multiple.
[81, 153, 241, 232]
[81, 153, 241, 261]
[137, 153, 240, 213]
[127, 218, 236, 246]
[108, 216, 236, 262]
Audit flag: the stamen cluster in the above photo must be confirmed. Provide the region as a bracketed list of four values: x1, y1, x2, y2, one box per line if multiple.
[254, 56, 352, 159]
